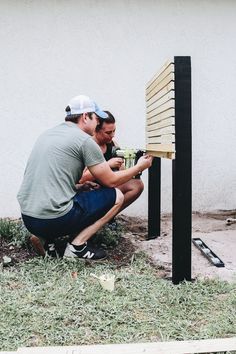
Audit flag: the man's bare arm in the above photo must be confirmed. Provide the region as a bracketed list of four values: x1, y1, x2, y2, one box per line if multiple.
[88, 155, 153, 188]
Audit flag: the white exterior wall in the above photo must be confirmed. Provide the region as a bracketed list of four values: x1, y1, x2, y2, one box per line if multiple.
[0, 0, 235, 218]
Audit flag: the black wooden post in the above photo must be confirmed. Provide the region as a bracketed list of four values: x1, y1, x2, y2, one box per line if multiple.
[172, 56, 192, 284]
[148, 157, 161, 239]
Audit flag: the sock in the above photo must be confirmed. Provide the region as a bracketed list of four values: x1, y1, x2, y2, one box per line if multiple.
[70, 242, 87, 250]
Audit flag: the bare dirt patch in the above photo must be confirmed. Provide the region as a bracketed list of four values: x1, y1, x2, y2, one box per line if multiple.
[119, 211, 236, 282]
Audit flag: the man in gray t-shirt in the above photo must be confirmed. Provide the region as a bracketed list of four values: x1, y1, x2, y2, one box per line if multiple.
[17, 95, 153, 260]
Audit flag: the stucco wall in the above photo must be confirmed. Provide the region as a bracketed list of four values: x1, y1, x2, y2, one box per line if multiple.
[0, 0, 236, 218]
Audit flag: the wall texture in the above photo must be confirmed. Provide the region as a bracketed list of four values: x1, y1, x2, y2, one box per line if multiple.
[0, 0, 236, 217]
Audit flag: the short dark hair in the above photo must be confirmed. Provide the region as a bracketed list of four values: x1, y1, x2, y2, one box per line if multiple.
[65, 106, 93, 123]
[96, 110, 116, 132]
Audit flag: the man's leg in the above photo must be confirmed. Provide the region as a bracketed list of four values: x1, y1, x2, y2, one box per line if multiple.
[64, 188, 124, 259]
[70, 188, 123, 246]
[117, 179, 144, 211]
[24, 188, 123, 260]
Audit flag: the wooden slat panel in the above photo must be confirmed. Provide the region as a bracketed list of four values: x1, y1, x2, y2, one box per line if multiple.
[147, 126, 175, 137]
[147, 81, 175, 107]
[147, 117, 175, 131]
[147, 90, 175, 114]
[146, 60, 176, 160]
[146, 143, 175, 152]
[146, 63, 174, 95]
[147, 100, 175, 120]
[147, 109, 175, 125]
[146, 72, 174, 101]
[147, 134, 175, 144]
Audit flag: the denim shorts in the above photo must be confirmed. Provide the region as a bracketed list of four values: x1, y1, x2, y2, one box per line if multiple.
[22, 187, 116, 241]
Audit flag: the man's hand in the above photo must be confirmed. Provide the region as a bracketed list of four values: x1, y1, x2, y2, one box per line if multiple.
[88, 155, 153, 189]
[108, 157, 124, 169]
[75, 181, 100, 191]
[136, 155, 153, 171]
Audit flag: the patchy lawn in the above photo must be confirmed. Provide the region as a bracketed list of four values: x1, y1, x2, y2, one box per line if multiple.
[0, 216, 236, 351]
[0, 254, 236, 351]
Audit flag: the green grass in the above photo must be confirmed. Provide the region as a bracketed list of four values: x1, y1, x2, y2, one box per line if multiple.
[0, 254, 236, 351]
[0, 218, 30, 248]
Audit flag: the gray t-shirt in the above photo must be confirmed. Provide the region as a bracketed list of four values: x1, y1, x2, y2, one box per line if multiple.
[17, 122, 105, 218]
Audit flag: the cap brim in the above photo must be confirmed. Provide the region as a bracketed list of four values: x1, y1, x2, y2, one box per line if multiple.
[95, 110, 108, 119]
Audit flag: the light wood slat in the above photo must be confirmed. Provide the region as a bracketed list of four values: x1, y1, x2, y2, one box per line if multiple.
[146, 72, 174, 101]
[146, 63, 174, 95]
[147, 81, 175, 107]
[147, 134, 175, 144]
[146, 143, 175, 152]
[147, 117, 175, 131]
[147, 109, 175, 125]
[147, 150, 175, 159]
[146, 59, 173, 87]
[147, 100, 175, 120]
[147, 90, 175, 114]
[147, 126, 175, 137]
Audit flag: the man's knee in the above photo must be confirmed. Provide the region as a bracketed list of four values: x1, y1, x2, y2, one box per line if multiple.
[115, 188, 124, 206]
[137, 179, 144, 192]
[133, 179, 144, 196]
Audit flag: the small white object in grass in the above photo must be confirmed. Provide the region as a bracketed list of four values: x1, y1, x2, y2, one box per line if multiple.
[90, 273, 115, 292]
[99, 274, 115, 292]
[3, 256, 12, 265]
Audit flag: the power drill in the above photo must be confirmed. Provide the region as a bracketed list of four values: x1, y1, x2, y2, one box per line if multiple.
[111, 147, 145, 178]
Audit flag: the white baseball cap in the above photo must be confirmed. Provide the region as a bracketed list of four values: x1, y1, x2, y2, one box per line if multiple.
[65, 95, 108, 119]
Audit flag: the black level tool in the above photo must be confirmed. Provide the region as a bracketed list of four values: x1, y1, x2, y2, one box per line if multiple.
[192, 238, 225, 267]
